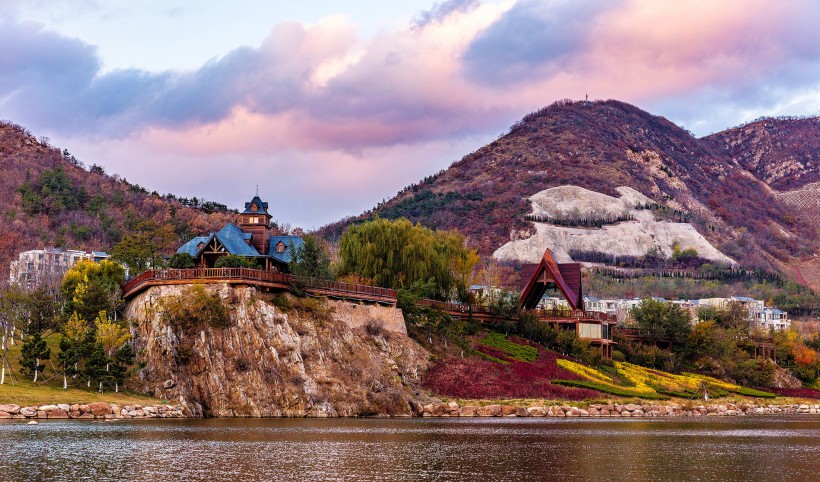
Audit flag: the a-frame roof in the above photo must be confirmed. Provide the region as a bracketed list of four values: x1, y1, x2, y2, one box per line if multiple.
[519, 248, 584, 310]
[176, 223, 263, 257]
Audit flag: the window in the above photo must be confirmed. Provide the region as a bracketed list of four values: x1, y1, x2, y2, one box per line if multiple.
[250, 203, 258, 213]
[276, 242, 286, 253]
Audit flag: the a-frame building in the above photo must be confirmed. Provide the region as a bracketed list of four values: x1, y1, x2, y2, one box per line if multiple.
[519, 248, 615, 358]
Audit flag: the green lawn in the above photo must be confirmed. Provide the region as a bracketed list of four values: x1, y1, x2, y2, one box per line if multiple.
[0, 332, 161, 407]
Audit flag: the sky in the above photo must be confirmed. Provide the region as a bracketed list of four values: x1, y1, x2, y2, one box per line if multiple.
[1, 0, 819, 229]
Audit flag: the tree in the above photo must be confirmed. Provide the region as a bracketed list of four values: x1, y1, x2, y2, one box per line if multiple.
[339, 217, 470, 300]
[631, 298, 692, 347]
[110, 344, 135, 392]
[111, 221, 176, 274]
[289, 235, 332, 279]
[214, 255, 255, 268]
[95, 313, 131, 392]
[0, 284, 27, 384]
[450, 248, 480, 302]
[169, 253, 196, 269]
[20, 332, 50, 382]
[84, 342, 108, 392]
[61, 260, 125, 321]
[57, 312, 89, 389]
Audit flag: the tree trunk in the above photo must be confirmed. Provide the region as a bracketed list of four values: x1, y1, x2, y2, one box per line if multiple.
[63, 374, 67, 389]
[1, 364, 4, 385]
[98, 381, 103, 393]
[115, 381, 119, 393]
[33, 357, 39, 382]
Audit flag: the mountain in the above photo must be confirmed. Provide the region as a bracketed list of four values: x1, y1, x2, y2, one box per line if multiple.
[0, 120, 234, 273]
[321, 100, 818, 286]
[706, 117, 820, 190]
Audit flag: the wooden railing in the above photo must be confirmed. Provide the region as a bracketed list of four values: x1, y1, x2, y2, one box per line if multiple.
[122, 269, 616, 325]
[122, 268, 395, 302]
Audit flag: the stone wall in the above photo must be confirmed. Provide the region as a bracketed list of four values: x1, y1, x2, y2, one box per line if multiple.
[420, 401, 820, 417]
[0, 402, 186, 420]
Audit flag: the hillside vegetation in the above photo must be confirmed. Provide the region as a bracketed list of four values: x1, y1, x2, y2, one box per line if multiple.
[0, 121, 234, 272]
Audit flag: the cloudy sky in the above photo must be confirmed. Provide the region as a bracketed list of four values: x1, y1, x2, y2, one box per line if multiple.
[2, 0, 819, 228]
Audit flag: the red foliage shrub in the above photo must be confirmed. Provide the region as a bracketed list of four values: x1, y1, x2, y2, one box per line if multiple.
[423, 343, 601, 400]
[766, 387, 820, 399]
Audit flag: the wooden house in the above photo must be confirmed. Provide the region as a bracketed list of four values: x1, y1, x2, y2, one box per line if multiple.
[176, 195, 304, 272]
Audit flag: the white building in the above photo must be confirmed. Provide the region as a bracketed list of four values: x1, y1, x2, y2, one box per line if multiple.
[9, 248, 109, 289]
[697, 296, 790, 331]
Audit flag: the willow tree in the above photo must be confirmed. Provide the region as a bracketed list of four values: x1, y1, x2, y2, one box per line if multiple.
[339, 217, 476, 300]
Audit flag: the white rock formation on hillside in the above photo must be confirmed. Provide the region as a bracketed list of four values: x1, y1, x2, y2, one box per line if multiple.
[494, 186, 735, 265]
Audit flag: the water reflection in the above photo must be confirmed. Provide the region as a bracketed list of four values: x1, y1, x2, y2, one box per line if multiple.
[1, 416, 818, 481]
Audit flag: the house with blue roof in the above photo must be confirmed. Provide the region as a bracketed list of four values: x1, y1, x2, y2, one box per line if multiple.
[176, 194, 304, 272]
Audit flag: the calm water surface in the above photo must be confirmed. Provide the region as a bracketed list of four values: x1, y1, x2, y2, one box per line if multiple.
[1, 416, 818, 481]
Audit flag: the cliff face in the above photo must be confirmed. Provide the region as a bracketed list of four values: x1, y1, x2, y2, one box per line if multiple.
[124, 284, 429, 417]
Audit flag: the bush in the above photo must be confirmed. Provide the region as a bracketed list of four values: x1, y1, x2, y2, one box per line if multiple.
[477, 332, 538, 362]
[214, 255, 256, 268]
[160, 285, 230, 332]
[551, 379, 669, 400]
[169, 253, 196, 268]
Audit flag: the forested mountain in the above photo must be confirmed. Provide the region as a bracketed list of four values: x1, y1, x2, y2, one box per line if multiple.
[0, 121, 234, 272]
[321, 100, 819, 288]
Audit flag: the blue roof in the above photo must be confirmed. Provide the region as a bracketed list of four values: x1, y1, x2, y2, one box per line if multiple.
[177, 235, 212, 257]
[216, 223, 263, 257]
[268, 236, 304, 264]
[177, 224, 263, 258]
[242, 196, 269, 215]
[732, 296, 756, 302]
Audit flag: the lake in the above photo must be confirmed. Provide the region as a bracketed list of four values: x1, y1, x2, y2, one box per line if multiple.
[1, 416, 818, 481]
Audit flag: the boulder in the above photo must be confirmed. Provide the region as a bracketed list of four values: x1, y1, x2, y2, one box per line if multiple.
[448, 401, 460, 415]
[501, 405, 517, 416]
[20, 407, 37, 417]
[477, 404, 502, 417]
[0, 404, 20, 414]
[48, 409, 69, 419]
[79, 413, 95, 419]
[0, 411, 11, 419]
[460, 406, 478, 417]
[515, 407, 530, 417]
[624, 404, 638, 412]
[39, 405, 58, 412]
[36, 411, 47, 418]
[527, 406, 546, 417]
[78, 404, 90, 413]
[431, 403, 450, 417]
[88, 402, 113, 416]
[57, 404, 71, 412]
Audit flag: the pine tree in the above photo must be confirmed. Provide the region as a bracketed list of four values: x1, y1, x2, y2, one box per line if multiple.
[20, 332, 50, 382]
[84, 342, 108, 392]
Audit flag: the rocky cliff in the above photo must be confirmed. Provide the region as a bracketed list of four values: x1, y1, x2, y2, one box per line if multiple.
[124, 283, 429, 417]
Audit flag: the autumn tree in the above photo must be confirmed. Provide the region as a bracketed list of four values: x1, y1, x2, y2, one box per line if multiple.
[95, 312, 131, 392]
[57, 312, 90, 389]
[61, 259, 125, 322]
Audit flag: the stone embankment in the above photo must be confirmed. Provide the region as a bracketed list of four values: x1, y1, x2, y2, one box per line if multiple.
[0, 402, 187, 420]
[420, 401, 820, 418]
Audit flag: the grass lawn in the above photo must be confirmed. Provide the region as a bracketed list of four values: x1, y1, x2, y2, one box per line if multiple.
[1, 332, 162, 407]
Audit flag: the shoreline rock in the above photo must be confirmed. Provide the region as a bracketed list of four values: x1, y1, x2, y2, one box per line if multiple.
[3, 401, 819, 420]
[0, 403, 186, 420]
[419, 401, 820, 418]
